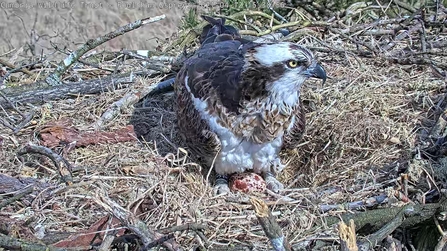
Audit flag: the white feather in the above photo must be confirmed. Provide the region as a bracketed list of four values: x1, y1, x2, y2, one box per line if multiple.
[267, 71, 307, 109]
[184, 75, 285, 175]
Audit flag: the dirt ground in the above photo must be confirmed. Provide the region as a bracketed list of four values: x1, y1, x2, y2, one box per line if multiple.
[0, 0, 203, 60]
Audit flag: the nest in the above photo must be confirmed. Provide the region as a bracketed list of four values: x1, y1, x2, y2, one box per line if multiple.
[1, 1, 447, 250]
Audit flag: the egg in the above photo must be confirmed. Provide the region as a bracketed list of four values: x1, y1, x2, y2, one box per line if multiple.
[229, 173, 266, 193]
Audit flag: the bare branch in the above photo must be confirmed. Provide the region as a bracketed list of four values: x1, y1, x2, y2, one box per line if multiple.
[250, 197, 291, 251]
[17, 143, 73, 185]
[45, 15, 166, 86]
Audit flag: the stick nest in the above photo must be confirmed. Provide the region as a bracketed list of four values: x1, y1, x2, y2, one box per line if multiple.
[1, 1, 447, 250]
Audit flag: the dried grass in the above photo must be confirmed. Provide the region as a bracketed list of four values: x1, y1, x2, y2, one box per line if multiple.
[1, 4, 447, 250]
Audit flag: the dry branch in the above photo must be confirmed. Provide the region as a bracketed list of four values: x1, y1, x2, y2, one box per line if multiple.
[322, 197, 447, 249]
[17, 143, 73, 185]
[0, 185, 33, 210]
[0, 233, 86, 251]
[250, 197, 291, 251]
[338, 220, 358, 251]
[94, 77, 175, 129]
[0, 58, 34, 77]
[1, 71, 154, 109]
[93, 190, 181, 251]
[45, 15, 166, 86]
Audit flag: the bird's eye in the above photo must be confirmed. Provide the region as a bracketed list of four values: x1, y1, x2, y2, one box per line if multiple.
[287, 60, 299, 68]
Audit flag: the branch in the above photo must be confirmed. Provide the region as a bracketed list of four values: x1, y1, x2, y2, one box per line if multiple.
[1, 71, 155, 109]
[93, 77, 175, 129]
[17, 143, 73, 185]
[45, 15, 166, 86]
[338, 220, 358, 251]
[0, 233, 87, 251]
[92, 191, 181, 251]
[0, 185, 33, 209]
[250, 197, 291, 251]
[0, 58, 35, 77]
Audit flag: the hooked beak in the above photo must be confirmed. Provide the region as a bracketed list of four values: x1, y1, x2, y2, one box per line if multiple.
[306, 63, 327, 85]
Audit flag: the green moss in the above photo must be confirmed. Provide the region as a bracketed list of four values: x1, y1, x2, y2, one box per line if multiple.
[181, 8, 200, 30]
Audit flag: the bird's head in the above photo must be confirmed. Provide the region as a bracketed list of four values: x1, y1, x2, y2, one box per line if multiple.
[242, 42, 326, 106]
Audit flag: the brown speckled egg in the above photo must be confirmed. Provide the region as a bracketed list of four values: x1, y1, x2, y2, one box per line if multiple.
[229, 173, 266, 193]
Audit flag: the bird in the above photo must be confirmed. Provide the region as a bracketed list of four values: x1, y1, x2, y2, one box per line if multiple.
[147, 16, 289, 97]
[174, 17, 327, 194]
[147, 16, 245, 96]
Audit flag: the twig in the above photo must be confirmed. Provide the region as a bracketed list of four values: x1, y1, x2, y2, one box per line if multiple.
[0, 233, 88, 251]
[338, 220, 358, 251]
[328, 27, 377, 53]
[45, 15, 166, 86]
[93, 77, 174, 129]
[214, 15, 263, 33]
[17, 143, 73, 185]
[0, 185, 33, 209]
[1, 71, 155, 109]
[241, 20, 328, 37]
[98, 234, 115, 251]
[120, 50, 171, 73]
[0, 117, 15, 131]
[250, 197, 291, 251]
[267, 0, 288, 23]
[385, 56, 447, 70]
[144, 233, 175, 250]
[226, 10, 282, 25]
[319, 194, 388, 212]
[381, 21, 421, 52]
[393, 0, 417, 13]
[0, 58, 35, 77]
[0, 90, 26, 117]
[434, 216, 447, 251]
[12, 109, 36, 134]
[0, 90, 36, 134]
[52, 46, 115, 73]
[92, 189, 181, 251]
[158, 223, 207, 234]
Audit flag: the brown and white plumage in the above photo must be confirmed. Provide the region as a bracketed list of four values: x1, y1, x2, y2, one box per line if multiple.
[174, 18, 326, 194]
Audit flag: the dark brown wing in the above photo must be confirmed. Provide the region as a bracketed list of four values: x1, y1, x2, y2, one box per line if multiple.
[200, 16, 243, 46]
[186, 40, 286, 115]
[174, 65, 221, 166]
[282, 100, 306, 149]
[184, 40, 249, 114]
[174, 40, 258, 163]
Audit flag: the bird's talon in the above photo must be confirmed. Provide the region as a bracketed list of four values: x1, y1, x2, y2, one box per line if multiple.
[264, 175, 284, 193]
[214, 174, 230, 195]
[213, 183, 230, 195]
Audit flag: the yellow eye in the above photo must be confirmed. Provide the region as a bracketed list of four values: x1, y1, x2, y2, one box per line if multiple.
[287, 60, 298, 68]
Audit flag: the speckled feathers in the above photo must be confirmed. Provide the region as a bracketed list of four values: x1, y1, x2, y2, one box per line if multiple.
[173, 16, 326, 191]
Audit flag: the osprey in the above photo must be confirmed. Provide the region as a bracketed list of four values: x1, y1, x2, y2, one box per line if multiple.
[174, 17, 326, 194]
